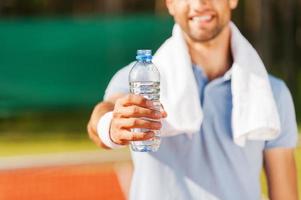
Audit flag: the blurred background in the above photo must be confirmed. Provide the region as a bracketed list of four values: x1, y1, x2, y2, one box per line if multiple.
[0, 0, 300, 199]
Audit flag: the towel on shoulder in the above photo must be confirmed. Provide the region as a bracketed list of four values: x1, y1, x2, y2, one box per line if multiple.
[152, 22, 281, 147]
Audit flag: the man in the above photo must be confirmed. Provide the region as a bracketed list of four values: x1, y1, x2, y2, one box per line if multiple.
[87, 0, 298, 199]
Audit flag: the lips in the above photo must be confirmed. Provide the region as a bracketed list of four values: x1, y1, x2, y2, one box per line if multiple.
[189, 11, 216, 26]
[192, 15, 213, 22]
[191, 15, 213, 23]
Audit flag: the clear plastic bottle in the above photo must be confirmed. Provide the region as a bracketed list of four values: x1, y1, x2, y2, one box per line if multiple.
[129, 49, 161, 152]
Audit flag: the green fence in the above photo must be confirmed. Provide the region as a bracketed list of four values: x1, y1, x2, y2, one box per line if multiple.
[0, 15, 174, 116]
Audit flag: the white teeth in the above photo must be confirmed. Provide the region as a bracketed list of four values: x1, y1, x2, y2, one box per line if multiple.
[192, 15, 212, 22]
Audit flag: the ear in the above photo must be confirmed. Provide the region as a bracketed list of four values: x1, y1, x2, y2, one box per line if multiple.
[165, 0, 175, 16]
[229, 0, 239, 10]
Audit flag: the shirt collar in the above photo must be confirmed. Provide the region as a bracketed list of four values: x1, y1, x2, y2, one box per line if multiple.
[192, 64, 232, 82]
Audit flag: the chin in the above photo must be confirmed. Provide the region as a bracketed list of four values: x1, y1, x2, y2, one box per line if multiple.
[190, 31, 217, 42]
[190, 23, 226, 42]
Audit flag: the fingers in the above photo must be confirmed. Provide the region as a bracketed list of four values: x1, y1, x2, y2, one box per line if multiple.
[110, 124, 156, 145]
[120, 130, 155, 142]
[115, 94, 168, 118]
[159, 103, 168, 118]
[110, 117, 161, 145]
[117, 94, 154, 108]
[114, 106, 162, 119]
[114, 118, 162, 130]
[109, 94, 168, 145]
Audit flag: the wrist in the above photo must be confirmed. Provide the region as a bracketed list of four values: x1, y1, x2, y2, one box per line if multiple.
[97, 111, 124, 149]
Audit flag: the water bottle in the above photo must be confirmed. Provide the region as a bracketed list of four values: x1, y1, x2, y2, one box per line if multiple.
[129, 49, 161, 152]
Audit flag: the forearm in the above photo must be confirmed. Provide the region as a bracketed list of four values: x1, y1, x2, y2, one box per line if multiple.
[264, 148, 299, 200]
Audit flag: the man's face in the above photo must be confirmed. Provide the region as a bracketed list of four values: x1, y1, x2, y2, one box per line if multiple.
[166, 0, 238, 42]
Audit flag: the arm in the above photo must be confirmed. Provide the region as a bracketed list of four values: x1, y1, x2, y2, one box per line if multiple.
[263, 148, 298, 200]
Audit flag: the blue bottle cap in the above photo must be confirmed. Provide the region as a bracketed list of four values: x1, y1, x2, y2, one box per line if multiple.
[136, 49, 152, 61]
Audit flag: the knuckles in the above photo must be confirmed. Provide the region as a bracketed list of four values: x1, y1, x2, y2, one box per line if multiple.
[129, 106, 139, 115]
[124, 94, 134, 103]
[111, 118, 121, 129]
[112, 110, 121, 118]
[125, 94, 145, 105]
[129, 118, 139, 127]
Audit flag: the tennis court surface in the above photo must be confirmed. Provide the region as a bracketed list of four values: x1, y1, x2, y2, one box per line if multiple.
[0, 163, 127, 200]
[0, 150, 132, 200]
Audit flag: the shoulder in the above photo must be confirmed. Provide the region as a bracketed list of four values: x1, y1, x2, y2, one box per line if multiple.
[265, 74, 298, 149]
[268, 74, 292, 104]
[268, 74, 295, 122]
[268, 74, 296, 129]
[268, 74, 285, 92]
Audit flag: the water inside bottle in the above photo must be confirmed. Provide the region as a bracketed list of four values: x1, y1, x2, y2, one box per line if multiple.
[129, 81, 161, 152]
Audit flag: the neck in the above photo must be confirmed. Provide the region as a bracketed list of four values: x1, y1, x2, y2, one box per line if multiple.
[184, 25, 232, 80]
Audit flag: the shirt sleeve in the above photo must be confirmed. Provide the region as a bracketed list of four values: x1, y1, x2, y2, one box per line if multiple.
[103, 64, 132, 101]
[264, 80, 298, 149]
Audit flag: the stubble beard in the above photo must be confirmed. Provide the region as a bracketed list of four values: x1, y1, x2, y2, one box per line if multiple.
[188, 22, 227, 43]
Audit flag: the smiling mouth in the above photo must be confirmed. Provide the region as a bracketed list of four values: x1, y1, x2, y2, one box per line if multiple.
[191, 15, 214, 23]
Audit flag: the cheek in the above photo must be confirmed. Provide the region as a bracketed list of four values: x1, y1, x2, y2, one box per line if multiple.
[173, 4, 189, 24]
[215, 4, 231, 23]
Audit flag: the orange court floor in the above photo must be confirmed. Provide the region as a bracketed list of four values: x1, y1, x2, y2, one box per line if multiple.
[0, 163, 127, 200]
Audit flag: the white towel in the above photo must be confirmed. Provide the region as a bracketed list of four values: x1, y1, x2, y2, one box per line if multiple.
[152, 22, 281, 147]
